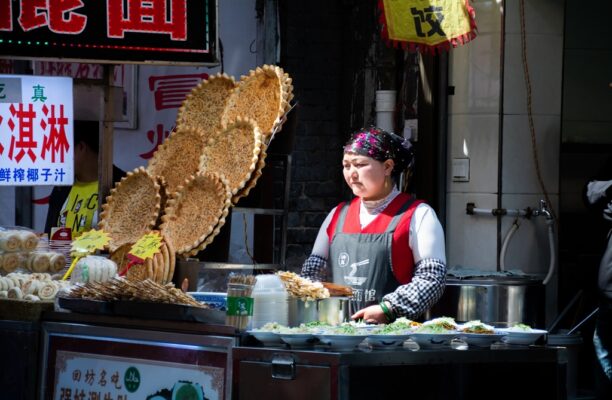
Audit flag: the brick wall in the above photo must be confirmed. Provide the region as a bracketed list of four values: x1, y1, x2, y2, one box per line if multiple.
[280, 0, 391, 271]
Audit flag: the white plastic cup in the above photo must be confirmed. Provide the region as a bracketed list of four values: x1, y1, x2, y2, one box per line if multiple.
[252, 274, 288, 328]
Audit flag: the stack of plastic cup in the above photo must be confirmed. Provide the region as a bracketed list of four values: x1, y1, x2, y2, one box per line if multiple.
[251, 274, 289, 328]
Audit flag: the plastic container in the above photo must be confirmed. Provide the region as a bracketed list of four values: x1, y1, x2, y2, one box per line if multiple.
[251, 274, 288, 328]
[375, 90, 396, 132]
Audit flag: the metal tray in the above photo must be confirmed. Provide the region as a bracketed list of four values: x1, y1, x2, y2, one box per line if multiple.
[56, 296, 113, 315]
[113, 300, 226, 324]
[57, 297, 226, 325]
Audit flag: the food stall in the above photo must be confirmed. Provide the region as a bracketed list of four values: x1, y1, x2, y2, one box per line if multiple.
[0, 3, 575, 400]
[0, 64, 569, 395]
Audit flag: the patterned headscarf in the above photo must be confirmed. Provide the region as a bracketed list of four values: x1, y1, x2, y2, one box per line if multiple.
[343, 127, 414, 175]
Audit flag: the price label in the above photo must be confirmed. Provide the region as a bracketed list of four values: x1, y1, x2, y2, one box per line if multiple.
[63, 229, 110, 280]
[71, 229, 109, 256]
[128, 232, 162, 261]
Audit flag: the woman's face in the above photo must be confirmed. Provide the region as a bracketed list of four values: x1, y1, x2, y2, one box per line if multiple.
[342, 153, 394, 200]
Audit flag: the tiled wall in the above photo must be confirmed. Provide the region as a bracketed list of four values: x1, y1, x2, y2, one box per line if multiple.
[446, 0, 564, 286]
[447, 0, 502, 270]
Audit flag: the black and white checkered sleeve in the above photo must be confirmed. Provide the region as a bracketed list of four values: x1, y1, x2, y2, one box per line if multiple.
[300, 254, 328, 282]
[382, 258, 446, 320]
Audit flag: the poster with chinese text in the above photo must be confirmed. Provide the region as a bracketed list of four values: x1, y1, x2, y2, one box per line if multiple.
[0, 75, 73, 186]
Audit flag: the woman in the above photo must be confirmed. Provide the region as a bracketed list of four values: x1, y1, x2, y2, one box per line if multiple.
[301, 127, 446, 324]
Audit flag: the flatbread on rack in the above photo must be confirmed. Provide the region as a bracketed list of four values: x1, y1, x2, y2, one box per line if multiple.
[231, 141, 267, 205]
[110, 243, 132, 275]
[199, 117, 263, 197]
[99, 167, 162, 252]
[146, 126, 209, 196]
[221, 65, 293, 139]
[176, 73, 236, 133]
[160, 172, 232, 256]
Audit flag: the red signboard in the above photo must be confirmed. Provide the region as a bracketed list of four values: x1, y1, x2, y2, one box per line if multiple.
[0, 0, 218, 65]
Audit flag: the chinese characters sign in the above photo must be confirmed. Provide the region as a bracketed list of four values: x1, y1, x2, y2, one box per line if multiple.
[0, 75, 73, 186]
[379, 0, 477, 53]
[0, 0, 217, 65]
[53, 351, 224, 400]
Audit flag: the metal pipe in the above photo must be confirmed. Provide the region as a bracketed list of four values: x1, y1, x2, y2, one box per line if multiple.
[500, 219, 520, 271]
[466, 203, 529, 217]
[542, 219, 556, 285]
[567, 307, 599, 335]
[467, 200, 556, 285]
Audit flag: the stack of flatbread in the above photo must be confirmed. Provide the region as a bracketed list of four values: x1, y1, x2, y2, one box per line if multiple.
[97, 64, 293, 285]
[99, 167, 163, 252]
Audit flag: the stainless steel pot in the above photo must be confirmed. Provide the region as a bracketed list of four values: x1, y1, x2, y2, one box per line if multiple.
[287, 297, 351, 326]
[287, 298, 318, 326]
[318, 297, 351, 325]
[426, 277, 545, 327]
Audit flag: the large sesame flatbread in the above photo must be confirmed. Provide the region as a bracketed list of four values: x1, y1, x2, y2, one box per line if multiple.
[160, 172, 231, 256]
[99, 167, 161, 252]
[110, 243, 132, 275]
[231, 142, 268, 205]
[146, 126, 209, 196]
[221, 65, 293, 139]
[176, 73, 236, 133]
[199, 117, 263, 197]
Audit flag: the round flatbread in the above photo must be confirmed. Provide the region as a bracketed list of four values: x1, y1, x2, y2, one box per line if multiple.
[160, 172, 231, 256]
[110, 243, 132, 275]
[166, 239, 176, 283]
[160, 241, 170, 284]
[221, 65, 293, 138]
[154, 252, 164, 283]
[146, 126, 209, 196]
[231, 143, 268, 204]
[199, 117, 263, 197]
[126, 263, 147, 281]
[99, 167, 162, 252]
[176, 73, 236, 133]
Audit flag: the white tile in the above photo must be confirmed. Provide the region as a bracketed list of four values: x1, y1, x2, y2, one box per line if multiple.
[503, 33, 563, 116]
[446, 193, 498, 271]
[504, 0, 564, 35]
[471, 0, 502, 34]
[449, 32, 501, 115]
[499, 194, 559, 279]
[447, 114, 499, 193]
[502, 115, 561, 194]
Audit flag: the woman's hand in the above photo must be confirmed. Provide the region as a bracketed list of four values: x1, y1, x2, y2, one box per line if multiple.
[351, 304, 388, 324]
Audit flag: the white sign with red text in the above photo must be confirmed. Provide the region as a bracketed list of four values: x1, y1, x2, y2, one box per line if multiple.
[0, 75, 73, 186]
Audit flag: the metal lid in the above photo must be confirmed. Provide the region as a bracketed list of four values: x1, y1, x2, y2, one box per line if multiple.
[446, 276, 543, 285]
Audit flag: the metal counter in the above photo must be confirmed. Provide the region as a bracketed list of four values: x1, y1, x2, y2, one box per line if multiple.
[32, 312, 568, 400]
[233, 344, 567, 400]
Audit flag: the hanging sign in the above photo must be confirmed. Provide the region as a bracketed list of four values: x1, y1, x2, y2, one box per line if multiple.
[379, 0, 478, 53]
[0, 0, 218, 65]
[0, 74, 73, 186]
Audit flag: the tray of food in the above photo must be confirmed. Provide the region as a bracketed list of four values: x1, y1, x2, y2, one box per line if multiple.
[112, 300, 225, 324]
[56, 296, 113, 315]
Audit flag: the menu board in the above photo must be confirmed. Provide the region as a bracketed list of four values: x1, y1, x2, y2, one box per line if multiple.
[41, 323, 234, 400]
[0, 0, 218, 65]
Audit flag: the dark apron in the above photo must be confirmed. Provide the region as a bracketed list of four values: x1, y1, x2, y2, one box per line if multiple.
[329, 198, 414, 313]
